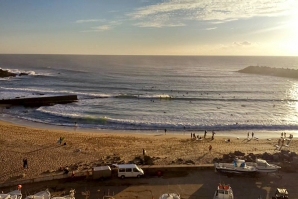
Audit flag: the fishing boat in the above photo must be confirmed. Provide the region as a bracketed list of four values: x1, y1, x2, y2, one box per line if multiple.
[214, 159, 257, 174]
[24, 189, 50, 199]
[213, 183, 234, 199]
[271, 188, 288, 199]
[52, 189, 75, 199]
[254, 159, 281, 173]
[159, 193, 180, 199]
[0, 187, 22, 199]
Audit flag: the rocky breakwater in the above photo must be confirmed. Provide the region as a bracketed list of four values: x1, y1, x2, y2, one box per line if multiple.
[238, 66, 298, 79]
[0, 68, 28, 78]
[0, 69, 78, 107]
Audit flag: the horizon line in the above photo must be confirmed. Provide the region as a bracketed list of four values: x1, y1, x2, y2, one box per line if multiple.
[0, 53, 297, 57]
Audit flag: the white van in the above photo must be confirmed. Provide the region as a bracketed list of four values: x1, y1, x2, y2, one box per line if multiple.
[114, 164, 144, 178]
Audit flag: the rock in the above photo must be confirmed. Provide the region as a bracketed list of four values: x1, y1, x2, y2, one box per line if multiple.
[184, 160, 195, 164]
[144, 155, 154, 165]
[0, 69, 16, 78]
[261, 152, 273, 161]
[234, 150, 245, 156]
[19, 72, 28, 76]
[273, 154, 280, 162]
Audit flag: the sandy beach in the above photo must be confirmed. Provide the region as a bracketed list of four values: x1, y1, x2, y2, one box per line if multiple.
[0, 119, 297, 184]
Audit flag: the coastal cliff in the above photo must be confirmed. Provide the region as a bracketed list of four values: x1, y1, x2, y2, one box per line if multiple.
[238, 66, 298, 79]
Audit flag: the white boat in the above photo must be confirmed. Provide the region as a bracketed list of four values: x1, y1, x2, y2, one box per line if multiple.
[52, 189, 75, 199]
[254, 159, 281, 173]
[25, 189, 51, 199]
[159, 193, 180, 199]
[214, 159, 257, 174]
[0, 189, 22, 199]
[213, 184, 234, 199]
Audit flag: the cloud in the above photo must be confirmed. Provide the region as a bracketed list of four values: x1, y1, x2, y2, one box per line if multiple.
[205, 27, 217, 30]
[220, 41, 256, 49]
[233, 41, 252, 46]
[127, 0, 294, 27]
[132, 13, 185, 27]
[76, 19, 105, 23]
[79, 20, 122, 32]
[93, 25, 112, 31]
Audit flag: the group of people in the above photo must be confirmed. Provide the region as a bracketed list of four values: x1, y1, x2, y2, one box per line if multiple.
[247, 132, 255, 139]
[276, 132, 294, 151]
[281, 132, 294, 139]
[191, 130, 216, 140]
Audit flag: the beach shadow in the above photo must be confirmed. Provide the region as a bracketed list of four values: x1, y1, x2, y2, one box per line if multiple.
[25, 144, 64, 154]
[197, 152, 209, 161]
[241, 138, 251, 143]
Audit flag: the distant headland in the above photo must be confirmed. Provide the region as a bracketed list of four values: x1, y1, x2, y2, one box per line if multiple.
[238, 66, 298, 79]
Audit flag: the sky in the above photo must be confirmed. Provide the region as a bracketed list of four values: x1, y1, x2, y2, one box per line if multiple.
[0, 0, 297, 56]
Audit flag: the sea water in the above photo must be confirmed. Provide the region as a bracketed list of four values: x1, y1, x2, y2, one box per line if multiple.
[0, 55, 298, 131]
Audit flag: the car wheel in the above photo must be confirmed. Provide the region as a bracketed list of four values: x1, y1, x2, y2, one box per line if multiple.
[121, 175, 125, 179]
[137, 175, 141, 178]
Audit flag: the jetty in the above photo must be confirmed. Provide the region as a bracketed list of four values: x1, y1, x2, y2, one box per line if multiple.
[238, 66, 298, 79]
[0, 95, 78, 107]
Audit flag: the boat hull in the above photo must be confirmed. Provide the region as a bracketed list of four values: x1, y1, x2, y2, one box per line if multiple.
[215, 163, 257, 175]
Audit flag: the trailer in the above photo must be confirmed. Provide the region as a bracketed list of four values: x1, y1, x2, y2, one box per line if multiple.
[92, 166, 112, 180]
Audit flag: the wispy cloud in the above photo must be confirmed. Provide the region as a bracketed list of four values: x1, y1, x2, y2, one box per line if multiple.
[220, 41, 256, 49]
[76, 19, 105, 23]
[81, 25, 113, 32]
[205, 27, 217, 30]
[127, 0, 294, 28]
[233, 41, 253, 46]
[79, 20, 122, 32]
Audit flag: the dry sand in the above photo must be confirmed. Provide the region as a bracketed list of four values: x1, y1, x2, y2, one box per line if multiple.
[0, 120, 297, 184]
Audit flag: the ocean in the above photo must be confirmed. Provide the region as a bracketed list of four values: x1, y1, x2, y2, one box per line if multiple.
[0, 54, 298, 132]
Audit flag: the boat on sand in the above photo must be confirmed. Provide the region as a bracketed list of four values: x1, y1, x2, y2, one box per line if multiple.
[0, 189, 22, 199]
[24, 189, 50, 199]
[52, 189, 75, 199]
[214, 159, 256, 174]
[159, 193, 180, 199]
[213, 183, 234, 199]
[254, 159, 281, 173]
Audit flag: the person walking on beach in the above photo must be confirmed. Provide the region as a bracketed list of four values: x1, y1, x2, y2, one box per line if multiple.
[247, 132, 249, 139]
[142, 148, 146, 156]
[74, 122, 78, 131]
[209, 145, 212, 152]
[252, 132, 254, 138]
[281, 132, 283, 138]
[211, 131, 215, 140]
[164, 129, 167, 135]
[57, 137, 64, 144]
[204, 130, 207, 138]
[23, 158, 28, 169]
